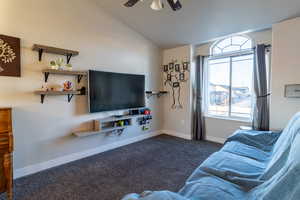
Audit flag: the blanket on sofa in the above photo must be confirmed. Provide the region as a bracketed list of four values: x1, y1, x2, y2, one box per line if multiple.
[121, 112, 300, 200]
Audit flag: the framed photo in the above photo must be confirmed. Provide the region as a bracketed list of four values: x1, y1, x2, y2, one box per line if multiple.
[285, 84, 300, 98]
[167, 74, 172, 81]
[0, 34, 20, 77]
[179, 73, 185, 81]
[182, 62, 189, 71]
[173, 82, 180, 88]
[175, 64, 180, 72]
[169, 62, 174, 70]
[163, 65, 169, 72]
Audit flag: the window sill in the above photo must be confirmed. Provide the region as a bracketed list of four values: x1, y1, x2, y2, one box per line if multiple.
[204, 114, 251, 123]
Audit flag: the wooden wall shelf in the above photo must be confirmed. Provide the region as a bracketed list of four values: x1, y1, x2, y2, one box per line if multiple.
[146, 91, 168, 98]
[35, 90, 82, 104]
[32, 44, 79, 64]
[42, 69, 87, 83]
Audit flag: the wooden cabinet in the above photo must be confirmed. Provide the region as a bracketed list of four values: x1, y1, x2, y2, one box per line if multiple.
[0, 108, 13, 200]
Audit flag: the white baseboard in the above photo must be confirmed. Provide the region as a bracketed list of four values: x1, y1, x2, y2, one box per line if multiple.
[14, 131, 161, 179]
[161, 130, 192, 140]
[205, 136, 226, 144]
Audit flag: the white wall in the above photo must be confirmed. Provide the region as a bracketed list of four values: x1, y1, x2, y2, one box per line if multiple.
[195, 29, 273, 142]
[270, 17, 300, 130]
[161, 46, 193, 139]
[0, 0, 162, 173]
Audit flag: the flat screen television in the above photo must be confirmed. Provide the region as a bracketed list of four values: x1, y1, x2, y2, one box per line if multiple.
[89, 70, 145, 113]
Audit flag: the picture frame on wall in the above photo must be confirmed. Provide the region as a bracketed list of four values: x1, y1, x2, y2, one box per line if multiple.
[182, 62, 189, 71]
[179, 73, 185, 81]
[163, 65, 169, 72]
[175, 64, 180, 72]
[169, 62, 174, 70]
[167, 74, 172, 81]
[173, 82, 180, 88]
[0, 34, 21, 77]
[284, 84, 300, 98]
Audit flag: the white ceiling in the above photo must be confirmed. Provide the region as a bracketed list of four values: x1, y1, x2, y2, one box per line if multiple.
[96, 0, 300, 48]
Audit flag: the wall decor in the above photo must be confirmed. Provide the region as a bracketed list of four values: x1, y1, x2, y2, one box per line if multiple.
[163, 59, 190, 109]
[182, 62, 189, 71]
[163, 65, 169, 72]
[175, 64, 180, 72]
[179, 73, 185, 81]
[0, 34, 20, 77]
[167, 74, 172, 81]
[169, 62, 174, 70]
[284, 84, 300, 98]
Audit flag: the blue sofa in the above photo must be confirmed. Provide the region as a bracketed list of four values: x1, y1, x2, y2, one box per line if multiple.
[122, 112, 300, 200]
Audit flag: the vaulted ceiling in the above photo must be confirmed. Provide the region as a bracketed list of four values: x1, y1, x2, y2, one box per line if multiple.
[96, 0, 300, 48]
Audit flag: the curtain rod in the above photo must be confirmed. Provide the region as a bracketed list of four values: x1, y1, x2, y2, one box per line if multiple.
[201, 44, 272, 58]
[252, 44, 272, 50]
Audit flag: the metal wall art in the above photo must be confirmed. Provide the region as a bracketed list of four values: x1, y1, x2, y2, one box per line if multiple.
[163, 60, 189, 109]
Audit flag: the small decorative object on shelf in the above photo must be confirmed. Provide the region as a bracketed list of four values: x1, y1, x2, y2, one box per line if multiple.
[140, 108, 151, 115]
[138, 115, 152, 131]
[49, 59, 73, 71]
[50, 60, 58, 70]
[129, 109, 140, 116]
[47, 83, 63, 92]
[146, 91, 168, 98]
[63, 81, 73, 91]
[65, 63, 73, 71]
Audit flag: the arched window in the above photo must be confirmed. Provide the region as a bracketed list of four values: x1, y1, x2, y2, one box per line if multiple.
[211, 35, 252, 55]
[204, 35, 254, 120]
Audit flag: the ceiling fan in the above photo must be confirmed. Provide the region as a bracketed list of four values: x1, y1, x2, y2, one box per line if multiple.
[124, 0, 182, 11]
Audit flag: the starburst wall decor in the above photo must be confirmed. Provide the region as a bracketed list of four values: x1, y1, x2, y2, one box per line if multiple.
[0, 34, 20, 77]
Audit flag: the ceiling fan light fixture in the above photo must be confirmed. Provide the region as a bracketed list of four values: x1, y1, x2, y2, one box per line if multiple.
[151, 0, 164, 11]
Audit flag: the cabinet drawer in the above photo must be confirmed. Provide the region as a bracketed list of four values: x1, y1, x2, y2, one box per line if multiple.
[0, 109, 12, 133]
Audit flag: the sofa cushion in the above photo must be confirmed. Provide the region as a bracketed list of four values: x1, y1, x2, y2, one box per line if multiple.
[226, 130, 280, 152]
[179, 170, 246, 200]
[199, 151, 265, 190]
[221, 141, 272, 162]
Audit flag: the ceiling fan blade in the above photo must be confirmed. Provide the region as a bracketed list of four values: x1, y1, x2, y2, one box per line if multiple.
[167, 0, 182, 11]
[124, 0, 140, 7]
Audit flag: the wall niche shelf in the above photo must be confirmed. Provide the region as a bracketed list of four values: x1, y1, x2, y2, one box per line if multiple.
[42, 69, 87, 83]
[35, 89, 85, 104]
[32, 44, 79, 64]
[146, 91, 168, 98]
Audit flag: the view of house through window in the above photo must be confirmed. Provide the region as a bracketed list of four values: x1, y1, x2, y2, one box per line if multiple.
[205, 35, 254, 120]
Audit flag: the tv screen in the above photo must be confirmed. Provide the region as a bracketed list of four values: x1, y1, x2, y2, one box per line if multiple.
[89, 70, 145, 113]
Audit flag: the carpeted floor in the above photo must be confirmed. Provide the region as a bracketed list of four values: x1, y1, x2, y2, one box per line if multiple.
[1, 135, 222, 200]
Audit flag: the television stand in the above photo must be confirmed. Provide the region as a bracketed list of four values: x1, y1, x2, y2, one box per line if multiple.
[72, 114, 150, 137]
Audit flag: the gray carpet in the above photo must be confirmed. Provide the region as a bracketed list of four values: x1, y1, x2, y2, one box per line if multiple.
[1, 135, 222, 200]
